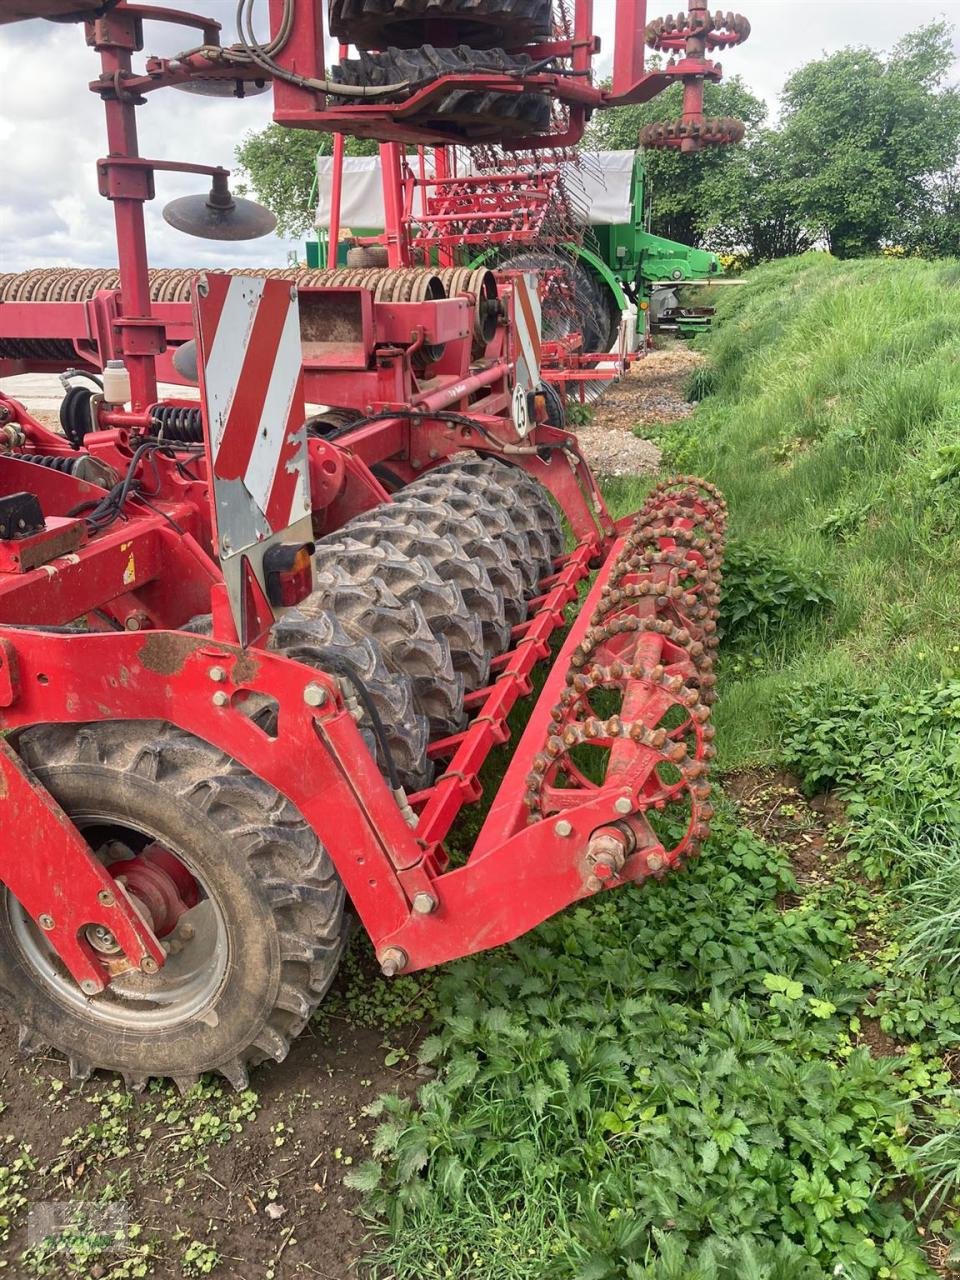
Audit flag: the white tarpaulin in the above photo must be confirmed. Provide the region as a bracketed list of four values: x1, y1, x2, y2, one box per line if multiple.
[315, 151, 636, 230]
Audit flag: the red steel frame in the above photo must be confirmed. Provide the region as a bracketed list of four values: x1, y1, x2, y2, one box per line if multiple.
[0, 0, 719, 996]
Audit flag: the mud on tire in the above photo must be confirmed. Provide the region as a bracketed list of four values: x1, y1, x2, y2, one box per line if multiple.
[0, 721, 346, 1091]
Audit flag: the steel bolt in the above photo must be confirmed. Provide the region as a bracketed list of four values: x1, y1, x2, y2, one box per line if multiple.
[379, 947, 407, 977]
[79, 979, 99, 996]
[38, 914, 54, 931]
[412, 892, 437, 916]
[209, 665, 227, 683]
[646, 853, 665, 873]
[555, 819, 573, 838]
[614, 796, 633, 816]
[212, 691, 229, 708]
[97, 889, 115, 907]
[303, 682, 328, 708]
[140, 956, 159, 975]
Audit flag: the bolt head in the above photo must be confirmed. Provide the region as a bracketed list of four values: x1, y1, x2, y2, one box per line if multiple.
[209, 665, 227, 683]
[412, 892, 437, 916]
[140, 956, 159, 975]
[38, 914, 54, 931]
[555, 819, 573, 838]
[647, 854, 665, 873]
[303, 682, 328, 708]
[212, 690, 229, 708]
[79, 979, 100, 996]
[97, 889, 115, 907]
[379, 947, 407, 977]
[614, 796, 633, 816]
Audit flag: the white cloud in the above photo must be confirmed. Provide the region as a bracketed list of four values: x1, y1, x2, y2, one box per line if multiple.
[1, 1, 958, 274]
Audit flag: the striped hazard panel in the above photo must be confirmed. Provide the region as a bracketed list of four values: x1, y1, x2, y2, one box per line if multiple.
[512, 271, 542, 394]
[195, 273, 309, 557]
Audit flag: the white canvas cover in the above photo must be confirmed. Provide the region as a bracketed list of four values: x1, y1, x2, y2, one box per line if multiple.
[315, 150, 636, 230]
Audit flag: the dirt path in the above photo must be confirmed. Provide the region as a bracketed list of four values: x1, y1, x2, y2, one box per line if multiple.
[573, 340, 704, 478]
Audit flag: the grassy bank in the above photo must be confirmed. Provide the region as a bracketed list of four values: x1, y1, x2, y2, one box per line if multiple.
[348, 256, 960, 1280]
[632, 253, 960, 770]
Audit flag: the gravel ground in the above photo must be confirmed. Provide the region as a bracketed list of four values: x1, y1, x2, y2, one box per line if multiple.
[573, 341, 705, 478]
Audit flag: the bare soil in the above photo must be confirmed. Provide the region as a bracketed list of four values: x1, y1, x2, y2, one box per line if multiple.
[574, 340, 704, 478]
[0, 936, 427, 1279]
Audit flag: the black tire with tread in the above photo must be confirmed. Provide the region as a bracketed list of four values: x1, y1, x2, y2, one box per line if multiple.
[310, 536, 488, 694]
[337, 510, 511, 665]
[1, 721, 345, 1091]
[379, 493, 528, 627]
[331, 45, 552, 139]
[298, 564, 465, 736]
[405, 454, 563, 594]
[185, 610, 431, 791]
[328, 0, 553, 50]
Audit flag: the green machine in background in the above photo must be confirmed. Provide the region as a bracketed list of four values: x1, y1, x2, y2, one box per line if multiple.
[586, 152, 721, 339]
[306, 151, 723, 342]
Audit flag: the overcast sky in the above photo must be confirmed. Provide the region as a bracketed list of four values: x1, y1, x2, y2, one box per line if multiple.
[1, 1, 958, 272]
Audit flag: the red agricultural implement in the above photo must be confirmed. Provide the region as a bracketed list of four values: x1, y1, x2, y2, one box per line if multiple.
[0, 0, 738, 1089]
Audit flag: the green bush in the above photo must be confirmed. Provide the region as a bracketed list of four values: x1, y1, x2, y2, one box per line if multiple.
[720, 542, 834, 644]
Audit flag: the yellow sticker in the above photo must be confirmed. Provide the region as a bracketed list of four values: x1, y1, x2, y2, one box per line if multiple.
[122, 553, 136, 586]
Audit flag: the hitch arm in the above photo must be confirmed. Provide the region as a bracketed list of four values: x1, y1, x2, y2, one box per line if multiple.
[0, 739, 164, 993]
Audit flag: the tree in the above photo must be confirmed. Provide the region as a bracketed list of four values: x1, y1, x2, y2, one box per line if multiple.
[235, 125, 377, 239]
[586, 75, 767, 246]
[699, 130, 814, 264]
[776, 21, 960, 257]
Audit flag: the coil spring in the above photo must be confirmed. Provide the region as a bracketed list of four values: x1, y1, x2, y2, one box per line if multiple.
[151, 405, 204, 443]
[17, 453, 84, 476]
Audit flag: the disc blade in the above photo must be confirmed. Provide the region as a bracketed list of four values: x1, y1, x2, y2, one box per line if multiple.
[162, 194, 277, 242]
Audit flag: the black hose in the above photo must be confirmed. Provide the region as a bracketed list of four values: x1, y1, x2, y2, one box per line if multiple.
[313, 653, 402, 793]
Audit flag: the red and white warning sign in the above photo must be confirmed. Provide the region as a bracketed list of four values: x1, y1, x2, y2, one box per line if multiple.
[194, 273, 313, 630]
[512, 271, 542, 396]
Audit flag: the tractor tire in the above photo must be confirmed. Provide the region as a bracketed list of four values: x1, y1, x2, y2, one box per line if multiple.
[380, 494, 528, 628]
[328, 0, 553, 50]
[0, 721, 345, 1091]
[310, 536, 487, 694]
[331, 46, 552, 140]
[339, 509, 511, 664]
[423, 455, 564, 585]
[184, 611, 431, 792]
[400, 456, 560, 598]
[298, 565, 465, 737]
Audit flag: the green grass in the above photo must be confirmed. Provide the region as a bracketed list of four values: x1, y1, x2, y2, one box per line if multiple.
[347, 255, 960, 1279]
[641, 253, 960, 770]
